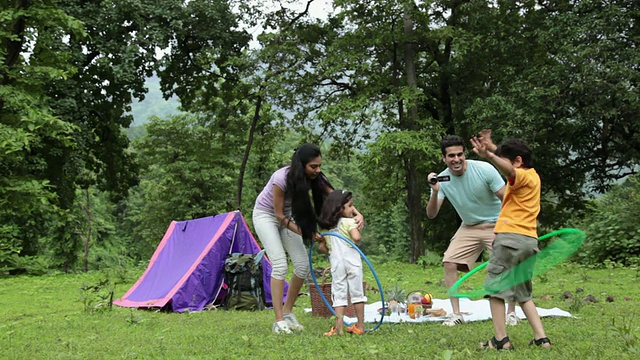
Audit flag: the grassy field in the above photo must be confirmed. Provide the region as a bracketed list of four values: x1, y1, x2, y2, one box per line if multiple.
[1, 261, 639, 359]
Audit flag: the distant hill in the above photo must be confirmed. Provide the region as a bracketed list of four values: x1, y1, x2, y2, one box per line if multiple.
[130, 75, 182, 126]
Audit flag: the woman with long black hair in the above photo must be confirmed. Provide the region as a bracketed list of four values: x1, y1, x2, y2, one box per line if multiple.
[253, 143, 364, 334]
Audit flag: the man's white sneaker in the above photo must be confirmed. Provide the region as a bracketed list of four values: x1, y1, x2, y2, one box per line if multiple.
[442, 313, 465, 326]
[272, 320, 292, 334]
[283, 313, 304, 331]
[506, 312, 520, 326]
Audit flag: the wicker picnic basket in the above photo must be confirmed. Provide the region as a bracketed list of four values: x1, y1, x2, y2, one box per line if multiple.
[309, 268, 362, 318]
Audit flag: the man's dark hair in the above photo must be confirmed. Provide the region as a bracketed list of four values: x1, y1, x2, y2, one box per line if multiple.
[441, 135, 465, 155]
[495, 139, 533, 168]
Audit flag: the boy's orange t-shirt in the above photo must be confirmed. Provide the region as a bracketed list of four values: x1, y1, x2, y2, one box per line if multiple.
[494, 168, 541, 238]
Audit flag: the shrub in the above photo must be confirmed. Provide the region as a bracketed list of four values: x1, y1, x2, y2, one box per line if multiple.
[577, 175, 640, 267]
[5, 254, 52, 275]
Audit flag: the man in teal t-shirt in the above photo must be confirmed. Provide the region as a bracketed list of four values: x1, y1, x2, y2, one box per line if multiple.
[426, 134, 518, 327]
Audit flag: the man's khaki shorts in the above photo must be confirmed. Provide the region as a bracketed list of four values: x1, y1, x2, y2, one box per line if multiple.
[443, 223, 496, 272]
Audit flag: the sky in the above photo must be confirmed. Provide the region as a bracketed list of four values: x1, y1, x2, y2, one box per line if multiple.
[278, 0, 333, 19]
[246, 0, 334, 48]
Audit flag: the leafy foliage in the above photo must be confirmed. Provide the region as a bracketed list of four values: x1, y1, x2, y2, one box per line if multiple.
[577, 175, 640, 266]
[465, 0, 640, 226]
[2, 0, 253, 271]
[79, 279, 115, 314]
[1, 0, 639, 272]
[0, 0, 83, 272]
[125, 114, 255, 259]
[609, 315, 640, 353]
[359, 131, 447, 260]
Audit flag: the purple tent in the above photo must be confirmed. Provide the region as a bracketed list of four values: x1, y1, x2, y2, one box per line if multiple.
[114, 211, 284, 312]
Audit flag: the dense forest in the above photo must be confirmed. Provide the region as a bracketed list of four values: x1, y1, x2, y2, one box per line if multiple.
[1, 0, 638, 275]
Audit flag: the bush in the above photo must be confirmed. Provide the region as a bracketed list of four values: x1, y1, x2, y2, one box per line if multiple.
[89, 241, 135, 272]
[6, 254, 52, 275]
[577, 175, 640, 267]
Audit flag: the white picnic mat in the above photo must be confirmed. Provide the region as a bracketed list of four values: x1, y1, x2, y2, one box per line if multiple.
[306, 298, 572, 323]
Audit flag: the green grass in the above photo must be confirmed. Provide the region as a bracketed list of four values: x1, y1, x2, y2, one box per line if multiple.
[1, 262, 640, 359]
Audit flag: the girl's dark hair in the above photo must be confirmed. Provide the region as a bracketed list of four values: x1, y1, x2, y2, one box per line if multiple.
[317, 190, 353, 230]
[495, 139, 533, 168]
[441, 135, 465, 155]
[285, 143, 332, 242]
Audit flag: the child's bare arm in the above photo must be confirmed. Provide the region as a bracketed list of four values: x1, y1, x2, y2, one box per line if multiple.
[349, 228, 361, 245]
[485, 152, 516, 180]
[470, 136, 516, 180]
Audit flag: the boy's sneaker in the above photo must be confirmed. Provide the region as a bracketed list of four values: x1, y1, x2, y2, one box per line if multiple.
[506, 312, 520, 326]
[272, 320, 292, 334]
[442, 313, 465, 326]
[283, 313, 304, 331]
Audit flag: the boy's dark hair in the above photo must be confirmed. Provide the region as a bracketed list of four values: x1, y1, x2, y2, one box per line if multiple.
[495, 139, 533, 168]
[317, 190, 353, 230]
[286, 143, 332, 242]
[441, 135, 465, 155]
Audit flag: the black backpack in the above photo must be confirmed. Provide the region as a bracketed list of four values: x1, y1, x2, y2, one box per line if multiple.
[222, 252, 266, 311]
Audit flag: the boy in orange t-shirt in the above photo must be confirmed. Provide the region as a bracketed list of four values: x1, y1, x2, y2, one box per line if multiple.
[470, 130, 551, 350]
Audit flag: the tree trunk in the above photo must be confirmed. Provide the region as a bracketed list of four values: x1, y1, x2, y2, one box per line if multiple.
[403, 5, 424, 262]
[0, 0, 29, 111]
[2, 0, 27, 79]
[235, 5, 312, 210]
[438, 36, 454, 134]
[236, 92, 263, 210]
[79, 188, 92, 273]
[406, 158, 424, 262]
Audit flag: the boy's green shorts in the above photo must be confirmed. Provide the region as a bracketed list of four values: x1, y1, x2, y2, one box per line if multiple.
[485, 232, 539, 303]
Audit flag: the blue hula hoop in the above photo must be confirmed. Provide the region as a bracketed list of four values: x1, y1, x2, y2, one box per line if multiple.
[308, 231, 385, 332]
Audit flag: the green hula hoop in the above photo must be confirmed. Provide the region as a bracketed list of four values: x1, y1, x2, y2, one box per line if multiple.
[447, 228, 585, 298]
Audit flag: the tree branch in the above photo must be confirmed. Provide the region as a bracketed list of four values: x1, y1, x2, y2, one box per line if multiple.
[288, 0, 314, 28]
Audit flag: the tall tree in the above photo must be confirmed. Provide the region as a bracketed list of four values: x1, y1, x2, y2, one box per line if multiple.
[0, 0, 83, 271]
[3, 0, 257, 270]
[256, 0, 640, 260]
[256, 0, 510, 261]
[129, 115, 237, 257]
[156, 0, 263, 211]
[33, 0, 194, 269]
[465, 0, 640, 225]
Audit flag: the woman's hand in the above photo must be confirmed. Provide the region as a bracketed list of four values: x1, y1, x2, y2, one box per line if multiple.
[317, 239, 329, 253]
[354, 213, 365, 230]
[313, 232, 324, 242]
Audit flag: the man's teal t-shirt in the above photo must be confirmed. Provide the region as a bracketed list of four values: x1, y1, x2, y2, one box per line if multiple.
[433, 159, 504, 225]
